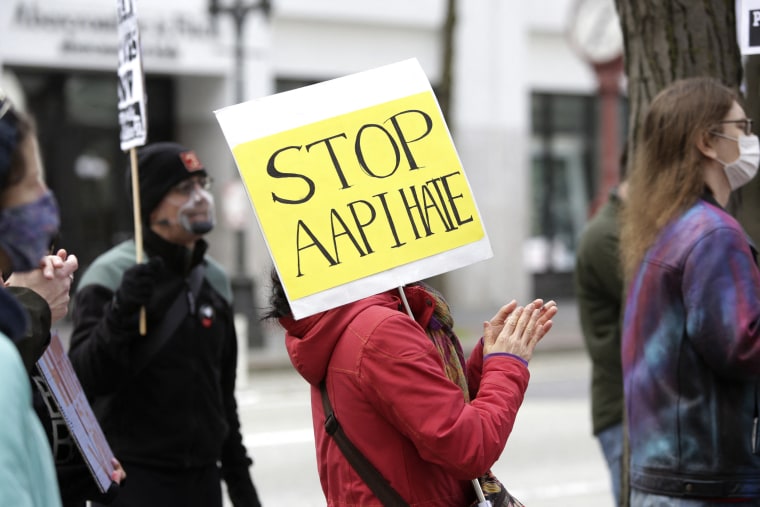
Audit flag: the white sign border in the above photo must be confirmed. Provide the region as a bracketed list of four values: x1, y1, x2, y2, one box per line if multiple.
[215, 58, 493, 319]
[739, 0, 760, 55]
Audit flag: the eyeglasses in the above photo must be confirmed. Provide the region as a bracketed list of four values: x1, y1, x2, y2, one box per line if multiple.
[171, 176, 213, 196]
[718, 118, 753, 136]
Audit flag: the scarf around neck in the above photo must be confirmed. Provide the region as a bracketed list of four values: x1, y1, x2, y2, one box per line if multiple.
[416, 283, 470, 402]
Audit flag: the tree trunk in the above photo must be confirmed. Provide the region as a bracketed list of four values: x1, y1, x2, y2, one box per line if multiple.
[612, 2, 743, 505]
[438, 0, 456, 123]
[614, 0, 742, 166]
[734, 55, 760, 243]
[425, 0, 456, 295]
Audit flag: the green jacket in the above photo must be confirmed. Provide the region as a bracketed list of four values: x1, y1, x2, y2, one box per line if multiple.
[574, 192, 624, 434]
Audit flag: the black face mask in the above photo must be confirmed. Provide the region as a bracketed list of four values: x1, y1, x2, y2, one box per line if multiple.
[0, 191, 60, 272]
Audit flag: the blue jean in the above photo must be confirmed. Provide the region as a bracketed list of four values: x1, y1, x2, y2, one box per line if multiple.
[596, 422, 623, 505]
[630, 489, 757, 506]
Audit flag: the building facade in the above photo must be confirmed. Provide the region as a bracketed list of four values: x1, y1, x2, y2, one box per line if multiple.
[1, 0, 613, 341]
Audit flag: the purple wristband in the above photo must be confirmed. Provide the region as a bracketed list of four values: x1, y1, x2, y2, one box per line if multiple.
[484, 352, 528, 367]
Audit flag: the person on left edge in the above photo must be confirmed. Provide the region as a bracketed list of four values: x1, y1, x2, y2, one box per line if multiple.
[69, 142, 262, 507]
[0, 87, 62, 507]
[0, 91, 126, 507]
[7, 248, 128, 507]
[5, 249, 126, 507]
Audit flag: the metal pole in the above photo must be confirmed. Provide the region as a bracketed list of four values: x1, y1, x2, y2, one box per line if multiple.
[209, 0, 270, 348]
[589, 56, 624, 217]
[232, 2, 247, 278]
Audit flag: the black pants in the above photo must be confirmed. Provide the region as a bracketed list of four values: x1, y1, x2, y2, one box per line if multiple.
[93, 462, 222, 507]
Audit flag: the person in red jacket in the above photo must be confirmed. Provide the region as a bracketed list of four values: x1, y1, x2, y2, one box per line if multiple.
[266, 272, 557, 506]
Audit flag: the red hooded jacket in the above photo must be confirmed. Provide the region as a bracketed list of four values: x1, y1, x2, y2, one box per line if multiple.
[281, 285, 530, 506]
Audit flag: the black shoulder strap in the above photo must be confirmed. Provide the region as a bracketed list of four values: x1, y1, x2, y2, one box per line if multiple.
[132, 263, 206, 374]
[319, 381, 409, 507]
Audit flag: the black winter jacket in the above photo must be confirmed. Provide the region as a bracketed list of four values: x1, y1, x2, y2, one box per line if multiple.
[69, 230, 258, 506]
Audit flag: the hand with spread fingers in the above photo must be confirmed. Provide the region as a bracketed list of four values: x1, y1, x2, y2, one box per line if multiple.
[482, 299, 558, 361]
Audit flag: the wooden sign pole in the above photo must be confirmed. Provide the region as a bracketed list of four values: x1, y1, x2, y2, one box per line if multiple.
[129, 147, 146, 335]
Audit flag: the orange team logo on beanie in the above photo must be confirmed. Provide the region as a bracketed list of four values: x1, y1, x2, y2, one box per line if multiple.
[179, 150, 204, 172]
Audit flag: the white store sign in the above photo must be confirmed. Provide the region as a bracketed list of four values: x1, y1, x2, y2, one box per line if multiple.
[0, 0, 232, 74]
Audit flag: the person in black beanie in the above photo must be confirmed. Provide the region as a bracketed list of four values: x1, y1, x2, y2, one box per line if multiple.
[69, 142, 263, 507]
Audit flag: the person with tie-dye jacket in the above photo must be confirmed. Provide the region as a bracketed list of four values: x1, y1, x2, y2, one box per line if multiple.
[620, 77, 760, 506]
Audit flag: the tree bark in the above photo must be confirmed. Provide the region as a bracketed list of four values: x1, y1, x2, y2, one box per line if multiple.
[425, 0, 457, 295]
[612, 2, 743, 505]
[438, 0, 456, 123]
[614, 0, 742, 165]
[734, 55, 760, 243]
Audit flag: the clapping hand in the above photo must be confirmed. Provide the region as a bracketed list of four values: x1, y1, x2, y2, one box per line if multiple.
[482, 299, 558, 362]
[6, 249, 78, 323]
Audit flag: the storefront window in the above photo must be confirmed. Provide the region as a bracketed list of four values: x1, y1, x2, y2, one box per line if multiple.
[10, 69, 174, 277]
[528, 92, 626, 297]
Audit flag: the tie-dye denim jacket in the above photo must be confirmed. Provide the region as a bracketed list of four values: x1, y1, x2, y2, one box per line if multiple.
[623, 195, 760, 499]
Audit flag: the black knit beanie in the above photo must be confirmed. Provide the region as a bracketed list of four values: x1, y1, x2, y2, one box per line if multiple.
[132, 142, 208, 224]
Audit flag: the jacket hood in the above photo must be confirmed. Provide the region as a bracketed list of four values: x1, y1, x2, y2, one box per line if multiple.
[280, 285, 435, 385]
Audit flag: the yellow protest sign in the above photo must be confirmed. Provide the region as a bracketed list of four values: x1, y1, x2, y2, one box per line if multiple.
[216, 59, 491, 318]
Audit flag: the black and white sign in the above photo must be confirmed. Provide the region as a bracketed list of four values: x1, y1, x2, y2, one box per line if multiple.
[117, 0, 148, 150]
[739, 0, 760, 55]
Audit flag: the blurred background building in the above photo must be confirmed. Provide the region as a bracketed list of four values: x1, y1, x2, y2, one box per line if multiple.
[0, 0, 625, 347]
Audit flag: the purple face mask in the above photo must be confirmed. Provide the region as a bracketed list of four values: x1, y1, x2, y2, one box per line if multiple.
[0, 190, 60, 272]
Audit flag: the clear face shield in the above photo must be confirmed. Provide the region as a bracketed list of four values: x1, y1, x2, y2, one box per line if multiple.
[174, 179, 216, 235]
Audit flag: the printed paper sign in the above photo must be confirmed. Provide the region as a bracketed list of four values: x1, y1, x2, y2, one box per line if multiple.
[34, 331, 115, 493]
[215, 59, 492, 318]
[117, 0, 148, 150]
[739, 0, 760, 55]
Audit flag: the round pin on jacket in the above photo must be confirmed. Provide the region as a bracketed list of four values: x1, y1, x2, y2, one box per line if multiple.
[199, 304, 215, 328]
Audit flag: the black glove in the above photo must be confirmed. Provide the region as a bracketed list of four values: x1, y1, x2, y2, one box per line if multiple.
[112, 257, 163, 316]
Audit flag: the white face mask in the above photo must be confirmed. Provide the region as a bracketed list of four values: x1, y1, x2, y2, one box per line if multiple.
[714, 133, 760, 190]
[177, 187, 216, 234]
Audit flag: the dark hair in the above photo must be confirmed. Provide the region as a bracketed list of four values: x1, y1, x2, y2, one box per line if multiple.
[263, 267, 292, 320]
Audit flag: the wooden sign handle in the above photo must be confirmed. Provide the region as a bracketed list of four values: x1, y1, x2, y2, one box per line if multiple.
[129, 148, 147, 336]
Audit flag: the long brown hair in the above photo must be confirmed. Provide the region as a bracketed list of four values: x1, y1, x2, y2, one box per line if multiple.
[620, 77, 737, 282]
